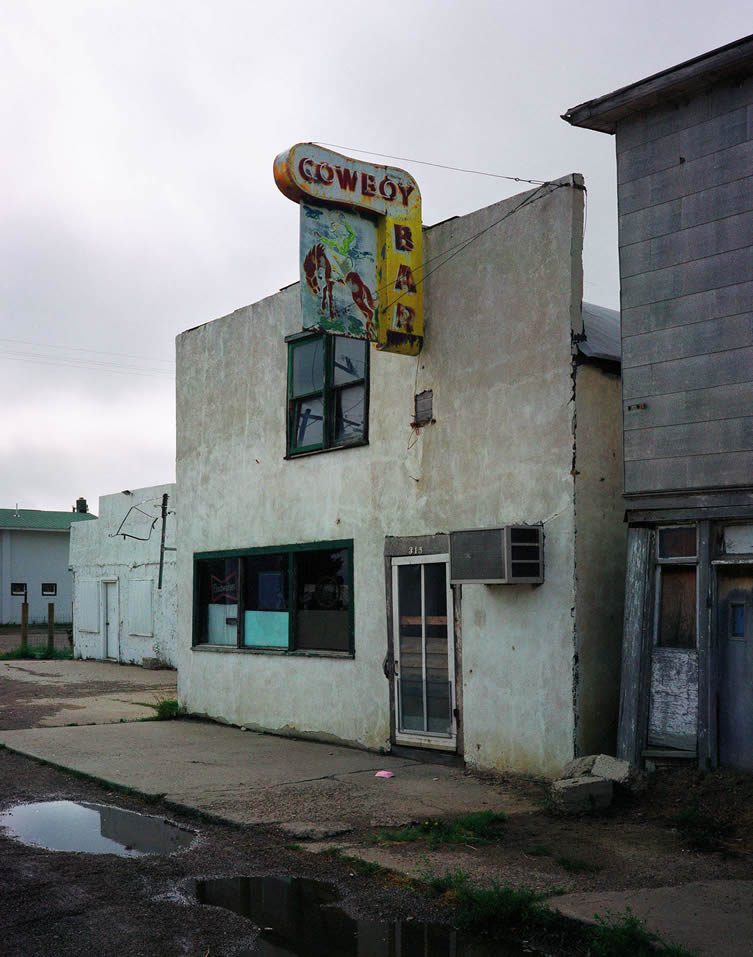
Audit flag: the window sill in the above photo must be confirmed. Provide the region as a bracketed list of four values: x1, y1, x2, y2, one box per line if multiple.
[192, 644, 354, 659]
[285, 440, 368, 461]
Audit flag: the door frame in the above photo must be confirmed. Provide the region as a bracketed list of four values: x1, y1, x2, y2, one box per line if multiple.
[101, 578, 120, 661]
[390, 552, 457, 751]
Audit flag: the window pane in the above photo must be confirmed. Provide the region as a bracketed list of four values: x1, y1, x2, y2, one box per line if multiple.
[658, 566, 696, 648]
[294, 549, 350, 652]
[731, 603, 745, 639]
[242, 555, 289, 648]
[333, 337, 366, 386]
[333, 385, 365, 445]
[658, 526, 696, 559]
[293, 396, 324, 448]
[196, 558, 238, 645]
[291, 338, 324, 397]
[397, 564, 423, 732]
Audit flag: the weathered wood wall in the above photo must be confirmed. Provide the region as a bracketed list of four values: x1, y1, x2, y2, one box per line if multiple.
[617, 75, 753, 497]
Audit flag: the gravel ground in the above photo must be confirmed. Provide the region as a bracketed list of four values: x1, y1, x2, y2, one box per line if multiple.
[0, 750, 545, 957]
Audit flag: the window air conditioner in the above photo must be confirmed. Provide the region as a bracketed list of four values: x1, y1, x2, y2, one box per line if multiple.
[449, 526, 544, 585]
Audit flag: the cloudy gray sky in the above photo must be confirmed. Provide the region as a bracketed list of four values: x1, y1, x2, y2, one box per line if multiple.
[2, 1, 749, 512]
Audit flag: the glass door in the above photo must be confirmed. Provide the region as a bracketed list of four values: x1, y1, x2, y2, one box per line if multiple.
[391, 554, 456, 750]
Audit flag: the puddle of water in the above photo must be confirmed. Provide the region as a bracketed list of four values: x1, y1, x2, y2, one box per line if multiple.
[0, 801, 194, 857]
[193, 875, 533, 956]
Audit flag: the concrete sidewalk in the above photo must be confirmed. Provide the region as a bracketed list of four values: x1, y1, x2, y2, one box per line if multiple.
[0, 719, 530, 827]
[0, 658, 177, 728]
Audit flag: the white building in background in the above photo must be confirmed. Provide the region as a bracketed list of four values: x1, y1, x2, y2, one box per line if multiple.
[0, 501, 95, 625]
[175, 177, 626, 777]
[70, 484, 177, 668]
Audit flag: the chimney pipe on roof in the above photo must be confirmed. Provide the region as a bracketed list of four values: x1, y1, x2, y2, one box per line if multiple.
[75, 497, 88, 514]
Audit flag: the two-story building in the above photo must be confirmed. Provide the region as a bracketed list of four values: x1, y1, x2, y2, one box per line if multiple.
[175, 171, 625, 776]
[564, 34, 753, 770]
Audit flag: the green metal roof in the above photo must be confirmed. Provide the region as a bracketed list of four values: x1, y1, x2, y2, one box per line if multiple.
[0, 509, 97, 532]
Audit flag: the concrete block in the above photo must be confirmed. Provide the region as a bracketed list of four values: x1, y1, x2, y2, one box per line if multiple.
[592, 754, 646, 792]
[551, 776, 613, 813]
[559, 755, 597, 779]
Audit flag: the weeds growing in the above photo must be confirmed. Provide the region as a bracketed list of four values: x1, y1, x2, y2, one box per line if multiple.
[590, 909, 695, 956]
[150, 698, 184, 720]
[0, 646, 72, 661]
[372, 811, 507, 848]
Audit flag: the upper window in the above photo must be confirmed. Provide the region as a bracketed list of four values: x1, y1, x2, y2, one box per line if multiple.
[41, 583, 57, 597]
[194, 541, 353, 655]
[655, 526, 697, 649]
[10, 582, 26, 596]
[287, 333, 368, 456]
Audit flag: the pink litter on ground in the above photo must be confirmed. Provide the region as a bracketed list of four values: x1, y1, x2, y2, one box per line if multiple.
[374, 770, 395, 779]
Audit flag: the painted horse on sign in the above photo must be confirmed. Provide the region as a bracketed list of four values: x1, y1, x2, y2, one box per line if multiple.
[274, 143, 424, 354]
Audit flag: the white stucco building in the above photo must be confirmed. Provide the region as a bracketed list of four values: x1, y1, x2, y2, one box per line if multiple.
[70, 485, 177, 667]
[0, 503, 95, 625]
[175, 178, 625, 776]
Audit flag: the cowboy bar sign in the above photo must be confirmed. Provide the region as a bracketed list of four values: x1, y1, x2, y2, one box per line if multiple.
[274, 143, 423, 355]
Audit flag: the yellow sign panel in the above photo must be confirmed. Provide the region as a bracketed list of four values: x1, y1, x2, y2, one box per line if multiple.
[274, 143, 423, 355]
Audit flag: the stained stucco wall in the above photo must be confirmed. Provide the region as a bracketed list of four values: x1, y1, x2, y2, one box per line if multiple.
[574, 361, 626, 754]
[70, 485, 177, 666]
[176, 178, 586, 775]
[0, 530, 73, 624]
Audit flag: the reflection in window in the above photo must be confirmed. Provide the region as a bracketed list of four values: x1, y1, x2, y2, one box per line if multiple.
[658, 566, 696, 648]
[243, 554, 288, 648]
[288, 334, 368, 455]
[196, 558, 239, 646]
[294, 549, 350, 652]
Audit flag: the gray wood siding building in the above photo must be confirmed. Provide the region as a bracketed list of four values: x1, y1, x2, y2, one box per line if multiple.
[617, 74, 753, 498]
[565, 35, 753, 771]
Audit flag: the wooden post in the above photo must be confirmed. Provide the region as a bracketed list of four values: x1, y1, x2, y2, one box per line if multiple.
[47, 603, 55, 655]
[20, 602, 29, 652]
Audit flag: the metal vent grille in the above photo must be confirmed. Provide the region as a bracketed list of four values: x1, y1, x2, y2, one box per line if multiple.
[450, 526, 543, 584]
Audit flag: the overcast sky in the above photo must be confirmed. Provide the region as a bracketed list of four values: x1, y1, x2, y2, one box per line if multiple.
[2, 1, 750, 512]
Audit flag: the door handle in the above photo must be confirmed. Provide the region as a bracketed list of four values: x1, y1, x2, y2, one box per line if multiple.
[382, 654, 395, 680]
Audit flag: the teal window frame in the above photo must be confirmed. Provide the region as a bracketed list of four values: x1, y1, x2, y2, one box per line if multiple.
[286, 332, 369, 457]
[192, 539, 355, 656]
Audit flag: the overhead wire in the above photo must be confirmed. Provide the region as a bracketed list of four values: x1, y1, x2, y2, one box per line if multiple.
[316, 143, 551, 186]
[0, 350, 174, 378]
[0, 337, 173, 365]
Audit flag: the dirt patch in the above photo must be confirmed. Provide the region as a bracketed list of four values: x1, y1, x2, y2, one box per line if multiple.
[316, 765, 753, 898]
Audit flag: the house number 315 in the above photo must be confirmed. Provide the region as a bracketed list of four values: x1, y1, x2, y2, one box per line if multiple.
[408, 546, 423, 555]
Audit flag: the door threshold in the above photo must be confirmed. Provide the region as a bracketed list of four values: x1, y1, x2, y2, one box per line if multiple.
[390, 743, 464, 767]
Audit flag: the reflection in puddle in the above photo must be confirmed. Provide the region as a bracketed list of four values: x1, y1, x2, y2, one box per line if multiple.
[193, 875, 531, 956]
[0, 801, 195, 856]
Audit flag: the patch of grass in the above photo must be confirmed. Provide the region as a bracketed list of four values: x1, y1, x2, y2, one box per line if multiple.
[150, 698, 184, 720]
[524, 844, 552, 857]
[672, 803, 731, 852]
[590, 909, 695, 956]
[555, 854, 601, 874]
[372, 810, 507, 848]
[428, 870, 560, 933]
[428, 870, 555, 933]
[0, 646, 72, 661]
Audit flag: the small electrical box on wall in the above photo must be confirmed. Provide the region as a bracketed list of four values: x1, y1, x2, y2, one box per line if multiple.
[449, 526, 544, 585]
